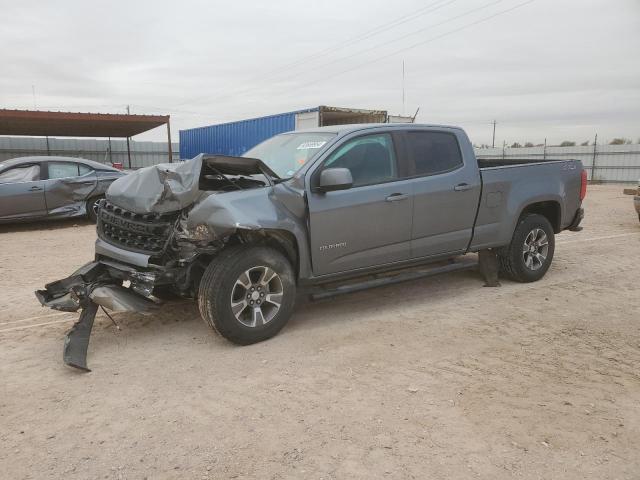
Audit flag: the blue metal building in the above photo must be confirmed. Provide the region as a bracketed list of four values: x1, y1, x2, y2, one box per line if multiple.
[179, 106, 387, 160]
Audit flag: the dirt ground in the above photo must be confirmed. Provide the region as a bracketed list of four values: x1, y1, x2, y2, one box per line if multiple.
[1, 184, 639, 480]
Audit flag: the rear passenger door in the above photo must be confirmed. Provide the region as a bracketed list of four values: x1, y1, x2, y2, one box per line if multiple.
[401, 130, 481, 259]
[44, 161, 98, 215]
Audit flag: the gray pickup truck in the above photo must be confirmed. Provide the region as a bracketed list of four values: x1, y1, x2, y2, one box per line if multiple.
[37, 124, 586, 370]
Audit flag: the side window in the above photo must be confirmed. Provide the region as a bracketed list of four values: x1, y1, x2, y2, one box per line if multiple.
[78, 164, 92, 175]
[0, 164, 40, 184]
[48, 162, 80, 179]
[324, 133, 397, 187]
[405, 131, 463, 177]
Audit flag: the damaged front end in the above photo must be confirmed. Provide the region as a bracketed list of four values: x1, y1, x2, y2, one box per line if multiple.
[37, 154, 307, 371]
[36, 261, 159, 371]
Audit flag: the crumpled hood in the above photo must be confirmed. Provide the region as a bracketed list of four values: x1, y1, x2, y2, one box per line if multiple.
[106, 154, 278, 214]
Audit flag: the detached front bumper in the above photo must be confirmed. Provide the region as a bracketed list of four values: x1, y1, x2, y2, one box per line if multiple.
[35, 260, 162, 372]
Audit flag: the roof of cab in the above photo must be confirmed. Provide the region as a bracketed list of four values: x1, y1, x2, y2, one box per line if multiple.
[284, 123, 463, 136]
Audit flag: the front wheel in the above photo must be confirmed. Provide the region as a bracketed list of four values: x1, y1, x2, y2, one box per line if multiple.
[198, 245, 296, 345]
[498, 213, 555, 282]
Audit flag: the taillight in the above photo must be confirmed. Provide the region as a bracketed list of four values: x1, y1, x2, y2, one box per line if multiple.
[580, 169, 587, 200]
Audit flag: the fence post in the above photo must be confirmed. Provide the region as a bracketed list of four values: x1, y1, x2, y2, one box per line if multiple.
[543, 138, 546, 160]
[592, 133, 598, 181]
[502, 141, 506, 161]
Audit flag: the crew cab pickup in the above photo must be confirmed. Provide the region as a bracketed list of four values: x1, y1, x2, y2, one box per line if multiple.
[37, 124, 586, 370]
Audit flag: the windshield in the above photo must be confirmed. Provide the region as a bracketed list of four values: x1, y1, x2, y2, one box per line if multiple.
[243, 132, 336, 178]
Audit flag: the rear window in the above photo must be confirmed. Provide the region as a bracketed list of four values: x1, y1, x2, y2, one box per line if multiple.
[405, 131, 463, 176]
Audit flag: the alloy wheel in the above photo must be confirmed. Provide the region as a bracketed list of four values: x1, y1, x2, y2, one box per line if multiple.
[522, 228, 549, 271]
[230, 266, 284, 327]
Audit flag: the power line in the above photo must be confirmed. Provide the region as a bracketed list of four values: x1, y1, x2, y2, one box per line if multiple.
[174, 0, 508, 111]
[285, 0, 537, 94]
[259, 0, 458, 74]
[137, 0, 537, 118]
[175, 0, 459, 107]
[299, 0, 505, 73]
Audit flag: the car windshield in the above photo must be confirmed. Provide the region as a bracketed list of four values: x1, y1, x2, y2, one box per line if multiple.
[243, 132, 336, 178]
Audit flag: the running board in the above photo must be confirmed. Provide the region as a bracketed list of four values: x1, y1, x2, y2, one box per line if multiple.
[309, 258, 478, 301]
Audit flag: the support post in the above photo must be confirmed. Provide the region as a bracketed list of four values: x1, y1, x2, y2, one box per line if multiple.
[491, 120, 496, 148]
[46, 136, 51, 155]
[543, 138, 547, 160]
[591, 133, 598, 181]
[126, 137, 132, 169]
[166, 119, 173, 163]
[108, 137, 112, 164]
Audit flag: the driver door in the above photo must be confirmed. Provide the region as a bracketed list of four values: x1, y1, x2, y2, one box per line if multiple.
[307, 133, 413, 276]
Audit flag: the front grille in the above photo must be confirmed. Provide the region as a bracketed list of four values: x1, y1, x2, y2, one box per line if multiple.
[97, 201, 178, 255]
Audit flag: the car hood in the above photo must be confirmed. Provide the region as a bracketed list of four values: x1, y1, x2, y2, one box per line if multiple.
[106, 154, 278, 214]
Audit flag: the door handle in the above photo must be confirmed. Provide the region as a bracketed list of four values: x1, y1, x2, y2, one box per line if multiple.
[29, 186, 43, 191]
[385, 193, 409, 202]
[454, 183, 472, 192]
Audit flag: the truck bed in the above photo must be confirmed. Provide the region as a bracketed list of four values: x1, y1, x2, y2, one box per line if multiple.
[469, 157, 583, 252]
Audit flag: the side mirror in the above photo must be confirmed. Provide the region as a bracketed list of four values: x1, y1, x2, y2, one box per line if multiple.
[316, 168, 353, 193]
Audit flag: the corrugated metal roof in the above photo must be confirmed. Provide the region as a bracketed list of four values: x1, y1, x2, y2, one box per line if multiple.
[0, 109, 169, 137]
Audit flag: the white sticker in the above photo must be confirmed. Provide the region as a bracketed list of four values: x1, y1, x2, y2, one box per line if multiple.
[297, 141, 326, 150]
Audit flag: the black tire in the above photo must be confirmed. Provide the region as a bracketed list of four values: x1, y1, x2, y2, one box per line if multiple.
[198, 245, 296, 345]
[498, 213, 555, 283]
[86, 196, 103, 223]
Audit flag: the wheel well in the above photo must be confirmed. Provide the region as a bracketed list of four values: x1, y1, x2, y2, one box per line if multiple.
[233, 229, 299, 278]
[520, 201, 561, 233]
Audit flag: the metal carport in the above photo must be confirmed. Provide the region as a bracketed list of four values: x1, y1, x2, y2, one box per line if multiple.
[0, 109, 172, 167]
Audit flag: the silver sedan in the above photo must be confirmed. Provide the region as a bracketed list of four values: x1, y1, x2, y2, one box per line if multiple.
[0, 156, 124, 223]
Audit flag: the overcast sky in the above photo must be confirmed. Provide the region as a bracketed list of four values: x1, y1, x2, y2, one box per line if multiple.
[1, 0, 639, 146]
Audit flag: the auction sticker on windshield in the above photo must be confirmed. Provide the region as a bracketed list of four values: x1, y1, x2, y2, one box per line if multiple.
[297, 141, 327, 150]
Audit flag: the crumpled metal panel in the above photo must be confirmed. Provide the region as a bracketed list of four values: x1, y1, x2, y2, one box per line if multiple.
[89, 285, 157, 312]
[44, 172, 97, 214]
[106, 156, 204, 214]
[105, 154, 279, 215]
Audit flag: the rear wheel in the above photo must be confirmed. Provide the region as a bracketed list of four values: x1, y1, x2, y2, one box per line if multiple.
[498, 213, 555, 282]
[86, 196, 103, 223]
[198, 245, 296, 345]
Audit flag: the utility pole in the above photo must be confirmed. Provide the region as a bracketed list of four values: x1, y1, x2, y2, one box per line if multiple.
[491, 120, 496, 148]
[402, 60, 406, 116]
[126, 105, 132, 169]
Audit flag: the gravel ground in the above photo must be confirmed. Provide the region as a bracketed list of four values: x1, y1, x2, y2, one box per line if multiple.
[1, 184, 639, 480]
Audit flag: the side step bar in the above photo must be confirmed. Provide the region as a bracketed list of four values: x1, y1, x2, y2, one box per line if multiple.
[309, 257, 478, 301]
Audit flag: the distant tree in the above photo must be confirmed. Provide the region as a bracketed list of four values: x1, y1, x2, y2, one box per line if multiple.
[609, 138, 631, 145]
[510, 142, 522, 148]
[535, 143, 545, 147]
[524, 142, 534, 147]
[580, 141, 589, 146]
[559, 141, 576, 147]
